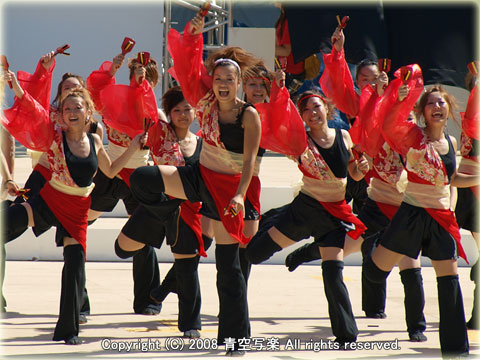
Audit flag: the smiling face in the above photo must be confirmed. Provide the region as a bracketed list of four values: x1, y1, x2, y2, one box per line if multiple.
[356, 64, 379, 90]
[212, 64, 240, 103]
[61, 96, 90, 128]
[169, 99, 195, 130]
[301, 97, 328, 128]
[423, 91, 449, 127]
[243, 77, 268, 104]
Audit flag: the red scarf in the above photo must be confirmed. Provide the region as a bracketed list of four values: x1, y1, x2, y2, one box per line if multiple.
[199, 164, 260, 244]
[318, 200, 367, 240]
[40, 182, 91, 254]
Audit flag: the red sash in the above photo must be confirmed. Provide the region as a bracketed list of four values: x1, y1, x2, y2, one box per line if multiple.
[199, 164, 260, 244]
[34, 163, 52, 182]
[180, 201, 206, 257]
[375, 201, 399, 221]
[40, 182, 91, 254]
[424, 208, 467, 264]
[318, 200, 366, 240]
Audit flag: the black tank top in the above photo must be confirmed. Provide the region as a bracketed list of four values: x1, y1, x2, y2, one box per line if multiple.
[184, 137, 202, 166]
[439, 134, 456, 182]
[310, 128, 350, 178]
[63, 132, 98, 187]
[219, 103, 265, 156]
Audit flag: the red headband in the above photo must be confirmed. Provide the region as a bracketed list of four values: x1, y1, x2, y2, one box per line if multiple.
[298, 94, 328, 107]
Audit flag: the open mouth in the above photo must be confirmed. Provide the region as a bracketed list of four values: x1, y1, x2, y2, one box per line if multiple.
[218, 90, 229, 97]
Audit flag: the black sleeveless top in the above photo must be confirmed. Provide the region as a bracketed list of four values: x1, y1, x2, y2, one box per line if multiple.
[309, 128, 350, 178]
[219, 103, 265, 156]
[63, 132, 98, 187]
[439, 134, 456, 182]
[184, 137, 203, 166]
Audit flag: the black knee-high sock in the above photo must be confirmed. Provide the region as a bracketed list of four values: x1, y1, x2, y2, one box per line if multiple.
[151, 263, 178, 304]
[468, 259, 479, 329]
[245, 232, 282, 265]
[215, 244, 249, 345]
[363, 256, 391, 284]
[437, 275, 469, 356]
[176, 257, 202, 332]
[400, 268, 426, 335]
[3, 203, 29, 243]
[133, 245, 161, 314]
[238, 247, 251, 285]
[322, 260, 358, 343]
[361, 241, 386, 315]
[114, 239, 141, 259]
[53, 244, 85, 342]
[285, 242, 321, 272]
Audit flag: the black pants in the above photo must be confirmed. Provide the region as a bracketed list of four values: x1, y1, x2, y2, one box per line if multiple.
[216, 244, 249, 345]
[53, 244, 86, 341]
[132, 246, 161, 314]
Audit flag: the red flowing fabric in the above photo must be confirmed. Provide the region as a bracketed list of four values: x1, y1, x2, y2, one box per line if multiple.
[40, 182, 91, 254]
[348, 86, 382, 157]
[86, 61, 116, 114]
[180, 201, 207, 257]
[2, 92, 54, 152]
[461, 84, 479, 140]
[255, 81, 307, 156]
[375, 201, 399, 221]
[199, 164, 260, 244]
[380, 64, 424, 156]
[167, 22, 212, 107]
[318, 199, 366, 239]
[17, 59, 55, 111]
[424, 208, 467, 263]
[99, 78, 158, 138]
[319, 48, 359, 117]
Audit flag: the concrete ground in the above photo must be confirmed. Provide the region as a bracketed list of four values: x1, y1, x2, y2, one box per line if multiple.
[0, 261, 478, 359]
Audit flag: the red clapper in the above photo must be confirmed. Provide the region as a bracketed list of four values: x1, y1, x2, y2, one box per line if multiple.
[121, 37, 136, 55]
[53, 44, 70, 57]
[378, 58, 391, 73]
[333, 15, 350, 44]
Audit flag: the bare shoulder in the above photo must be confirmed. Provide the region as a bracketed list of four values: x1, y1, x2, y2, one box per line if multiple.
[449, 134, 457, 152]
[341, 129, 353, 148]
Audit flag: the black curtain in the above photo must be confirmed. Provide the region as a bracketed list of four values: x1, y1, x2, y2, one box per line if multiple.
[285, 2, 476, 88]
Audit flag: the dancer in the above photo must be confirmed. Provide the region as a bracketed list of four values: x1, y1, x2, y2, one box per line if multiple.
[365, 77, 476, 356]
[455, 70, 479, 330]
[86, 51, 162, 316]
[2, 51, 100, 322]
[128, 12, 262, 355]
[2, 72, 146, 344]
[246, 89, 368, 346]
[116, 86, 212, 338]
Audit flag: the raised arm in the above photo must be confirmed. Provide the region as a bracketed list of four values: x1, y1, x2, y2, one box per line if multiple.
[167, 13, 212, 107]
[256, 70, 307, 156]
[2, 70, 53, 152]
[319, 27, 359, 117]
[381, 65, 424, 155]
[86, 55, 122, 114]
[17, 51, 56, 110]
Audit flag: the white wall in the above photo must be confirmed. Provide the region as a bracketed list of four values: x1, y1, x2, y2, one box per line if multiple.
[1, 1, 165, 106]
